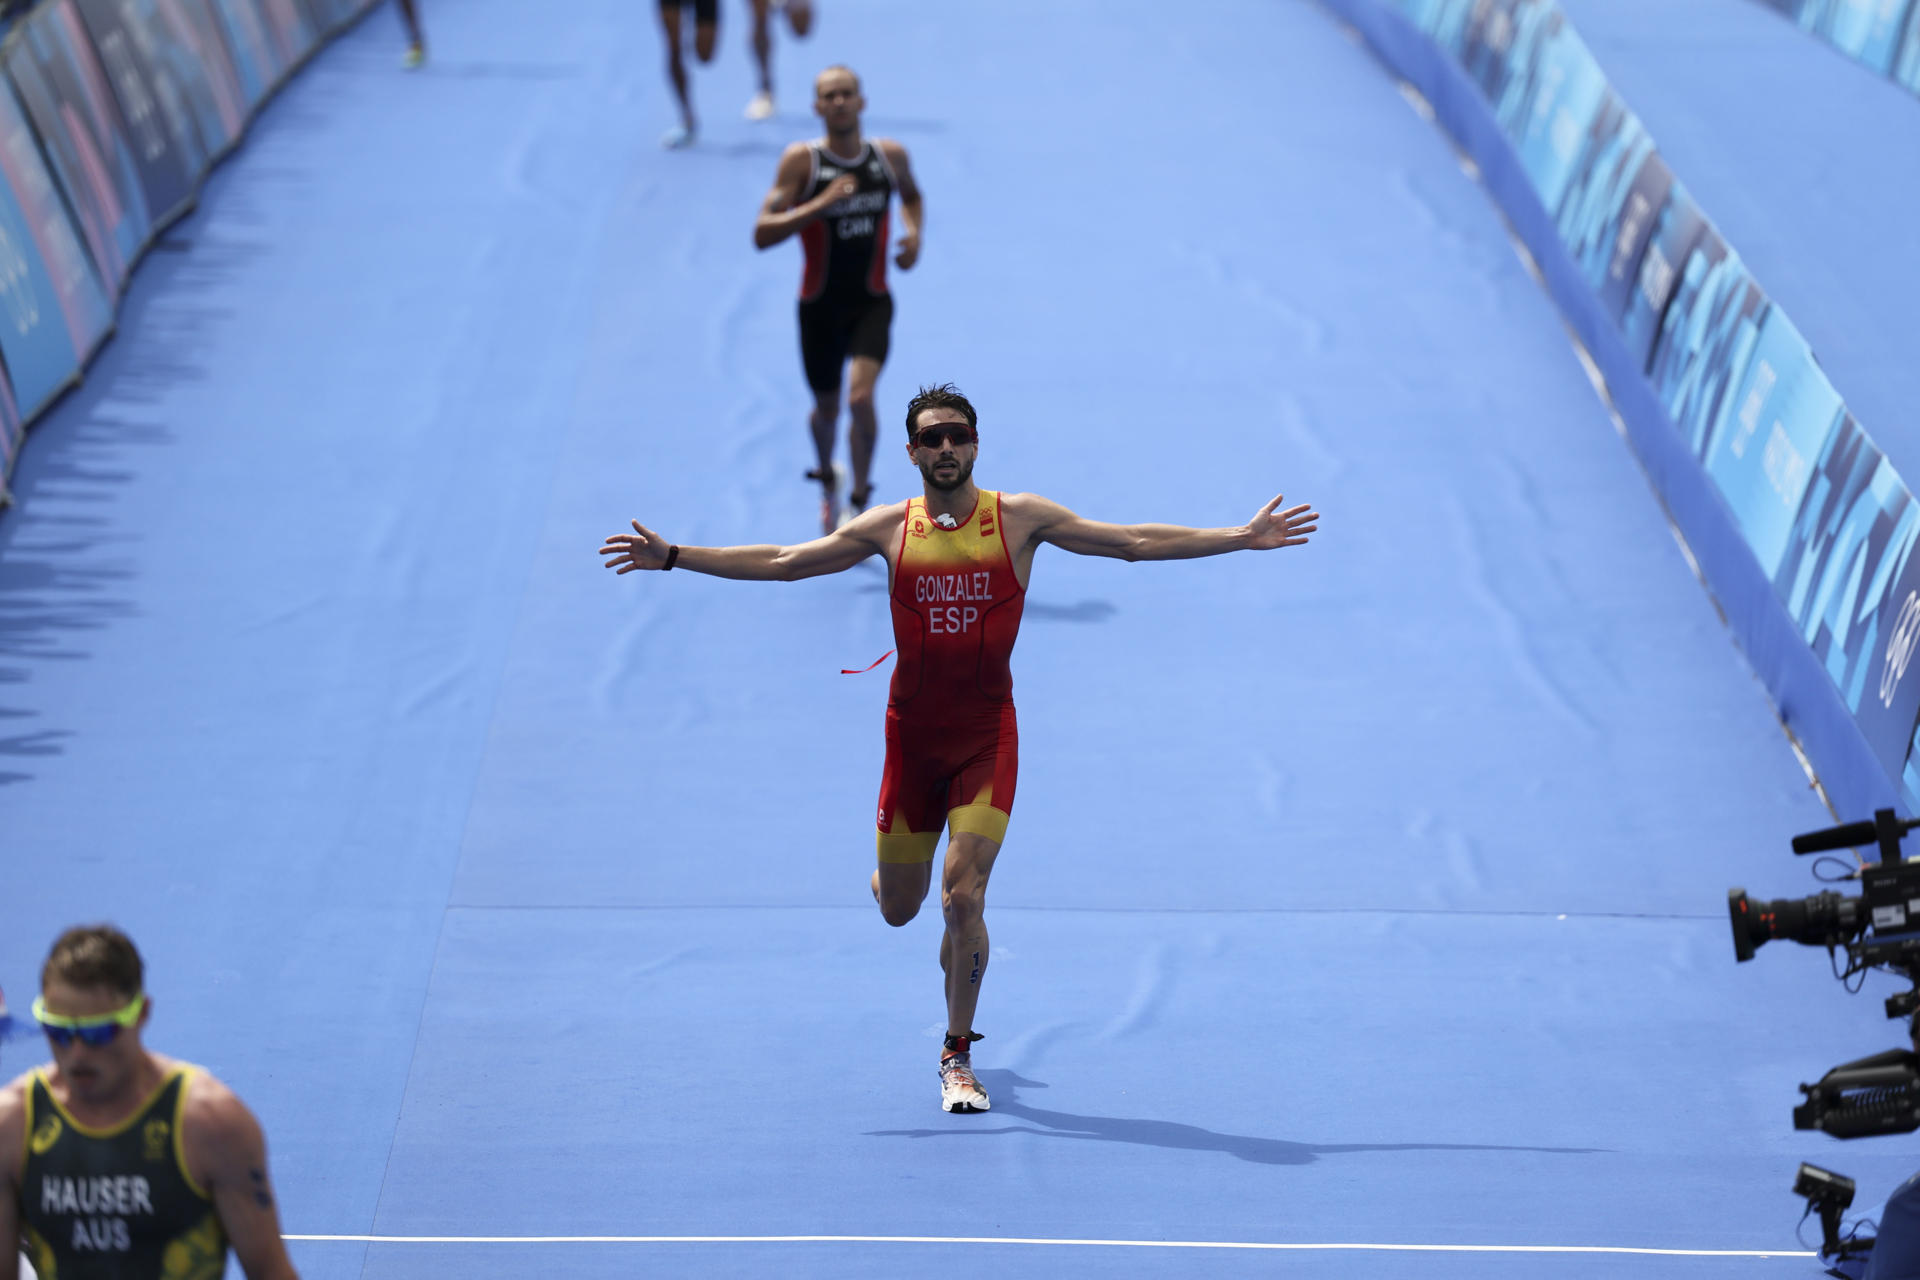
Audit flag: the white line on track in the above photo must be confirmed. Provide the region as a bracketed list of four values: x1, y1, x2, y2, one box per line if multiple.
[285, 1234, 1813, 1257]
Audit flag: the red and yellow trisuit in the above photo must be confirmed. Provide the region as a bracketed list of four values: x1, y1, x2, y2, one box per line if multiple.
[877, 490, 1026, 863]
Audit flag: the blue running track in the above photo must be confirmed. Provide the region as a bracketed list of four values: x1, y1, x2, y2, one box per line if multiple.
[2, 0, 1909, 1275]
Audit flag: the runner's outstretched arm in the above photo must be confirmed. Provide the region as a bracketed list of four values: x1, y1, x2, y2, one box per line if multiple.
[600, 506, 892, 580]
[1020, 492, 1317, 561]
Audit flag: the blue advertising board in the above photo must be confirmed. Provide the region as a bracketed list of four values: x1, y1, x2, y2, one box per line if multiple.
[1553, 93, 1671, 326]
[164, 0, 249, 153]
[0, 76, 113, 417]
[1492, 8, 1609, 217]
[50, 0, 196, 228]
[1461, 0, 1528, 104]
[205, 0, 278, 108]
[1701, 306, 1843, 577]
[1818, 0, 1914, 75]
[251, 0, 318, 73]
[1898, 4, 1920, 90]
[1646, 224, 1766, 460]
[1618, 183, 1707, 374]
[1773, 413, 1920, 781]
[1396, 0, 1486, 56]
[75, 0, 212, 212]
[0, 360, 19, 481]
[7, 2, 153, 290]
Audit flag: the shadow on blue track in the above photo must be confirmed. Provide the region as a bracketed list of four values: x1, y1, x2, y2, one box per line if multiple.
[1026, 600, 1119, 623]
[866, 1070, 1606, 1165]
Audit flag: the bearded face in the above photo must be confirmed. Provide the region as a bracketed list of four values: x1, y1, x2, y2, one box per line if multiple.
[920, 451, 974, 492]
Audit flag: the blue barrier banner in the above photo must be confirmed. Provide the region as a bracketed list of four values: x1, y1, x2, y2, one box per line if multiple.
[1553, 93, 1671, 326]
[1462, 0, 1528, 103]
[206, 0, 278, 107]
[53, 0, 197, 226]
[1647, 223, 1766, 459]
[163, 0, 248, 151]
[1395, 0, 1485, 55]
[1774, 413, 1920, 780]
[4, 6, 151, 291]
[1701, 306, 1843, 576]
[0, 360, 20, 482]
[0, 78, 113, 416]
[1898, 4, 1920, 89]
[1619, 183, 1706, 373]
[250, 0, 317, 72]
[74, 0, 212, 217]
[1492, 7, 1609, 217]
[1334, 0, 1920, 826]
[1819, 0, 1914, 74]
[297, 0, 367, 35]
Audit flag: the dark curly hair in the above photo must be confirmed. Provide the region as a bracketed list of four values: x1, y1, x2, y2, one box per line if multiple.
[904, 383, 978, 438]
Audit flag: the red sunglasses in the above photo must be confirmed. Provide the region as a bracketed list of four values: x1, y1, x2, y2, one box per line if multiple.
[912, 425, 976, 450]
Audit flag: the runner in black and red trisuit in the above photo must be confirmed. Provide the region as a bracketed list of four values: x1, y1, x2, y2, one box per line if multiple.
[754, 65, 924, 534]
[657, 0, 720, 149]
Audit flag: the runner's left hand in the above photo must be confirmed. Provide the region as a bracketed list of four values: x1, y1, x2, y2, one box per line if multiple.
[894, 233, 920, 270]
[1246, 495, 1317, 550]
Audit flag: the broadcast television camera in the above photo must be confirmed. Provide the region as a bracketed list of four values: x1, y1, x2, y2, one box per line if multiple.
[1732, 807, 1920, 1272]
[1730, 807, 1920, 1140]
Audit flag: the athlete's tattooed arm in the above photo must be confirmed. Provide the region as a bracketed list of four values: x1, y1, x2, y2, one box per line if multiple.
[182, 1075, 301, 1280]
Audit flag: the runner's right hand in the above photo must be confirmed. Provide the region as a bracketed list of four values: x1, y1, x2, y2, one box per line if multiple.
[818, 175, 859, 208]
[599, 520, 671, 573]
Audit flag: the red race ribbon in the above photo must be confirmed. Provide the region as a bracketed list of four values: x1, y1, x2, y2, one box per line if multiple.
[840, 650, 895, 675]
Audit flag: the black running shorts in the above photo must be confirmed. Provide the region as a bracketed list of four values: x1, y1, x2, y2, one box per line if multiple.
[798, 292, 893, 393]
[659, 0, 717, 23]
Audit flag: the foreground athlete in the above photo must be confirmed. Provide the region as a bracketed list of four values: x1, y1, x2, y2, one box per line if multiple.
[0, 926, 300, 1279]
[600, 384, 1319, 1113]
[753, 66, 923, 533]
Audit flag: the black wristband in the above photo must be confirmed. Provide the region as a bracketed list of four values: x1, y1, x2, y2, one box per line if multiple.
[663, 545, 680, 571]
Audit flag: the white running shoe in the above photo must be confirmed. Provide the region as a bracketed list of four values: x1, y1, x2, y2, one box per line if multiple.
[940, 1053, 990, 1113]
[746, 91, 775, 121]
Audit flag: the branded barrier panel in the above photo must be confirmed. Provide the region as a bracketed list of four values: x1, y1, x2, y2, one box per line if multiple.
[251, 0, 317, 74]
[1553, 94, 1670, 327]
[45, 0, 197, 230]
[77, 0, 213, 199]
[1900, 7, 1920, 89]
[1617, 185, 1706, 375]
[0, 0, 379, 505]
[0, 367, 20, 487]
[0, 72, 113, 416]
[158, 0, 250, 154]
[1328, 0, 1920, 820]
[1748, 0, 1920, 94]
[7, 3, 154, 290]
[206, 0, 279, 108]
[74, 0, 228, 173]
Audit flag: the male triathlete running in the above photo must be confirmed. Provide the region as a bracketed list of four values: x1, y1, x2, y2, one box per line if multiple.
[745, 0, 814, 120]
[0, 926, 301, 1279]
[753, 66, 923, 534]
[657, 0, 720, 148]
[397, 0, 425, 68]
[599, 384, 1319, 1113]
